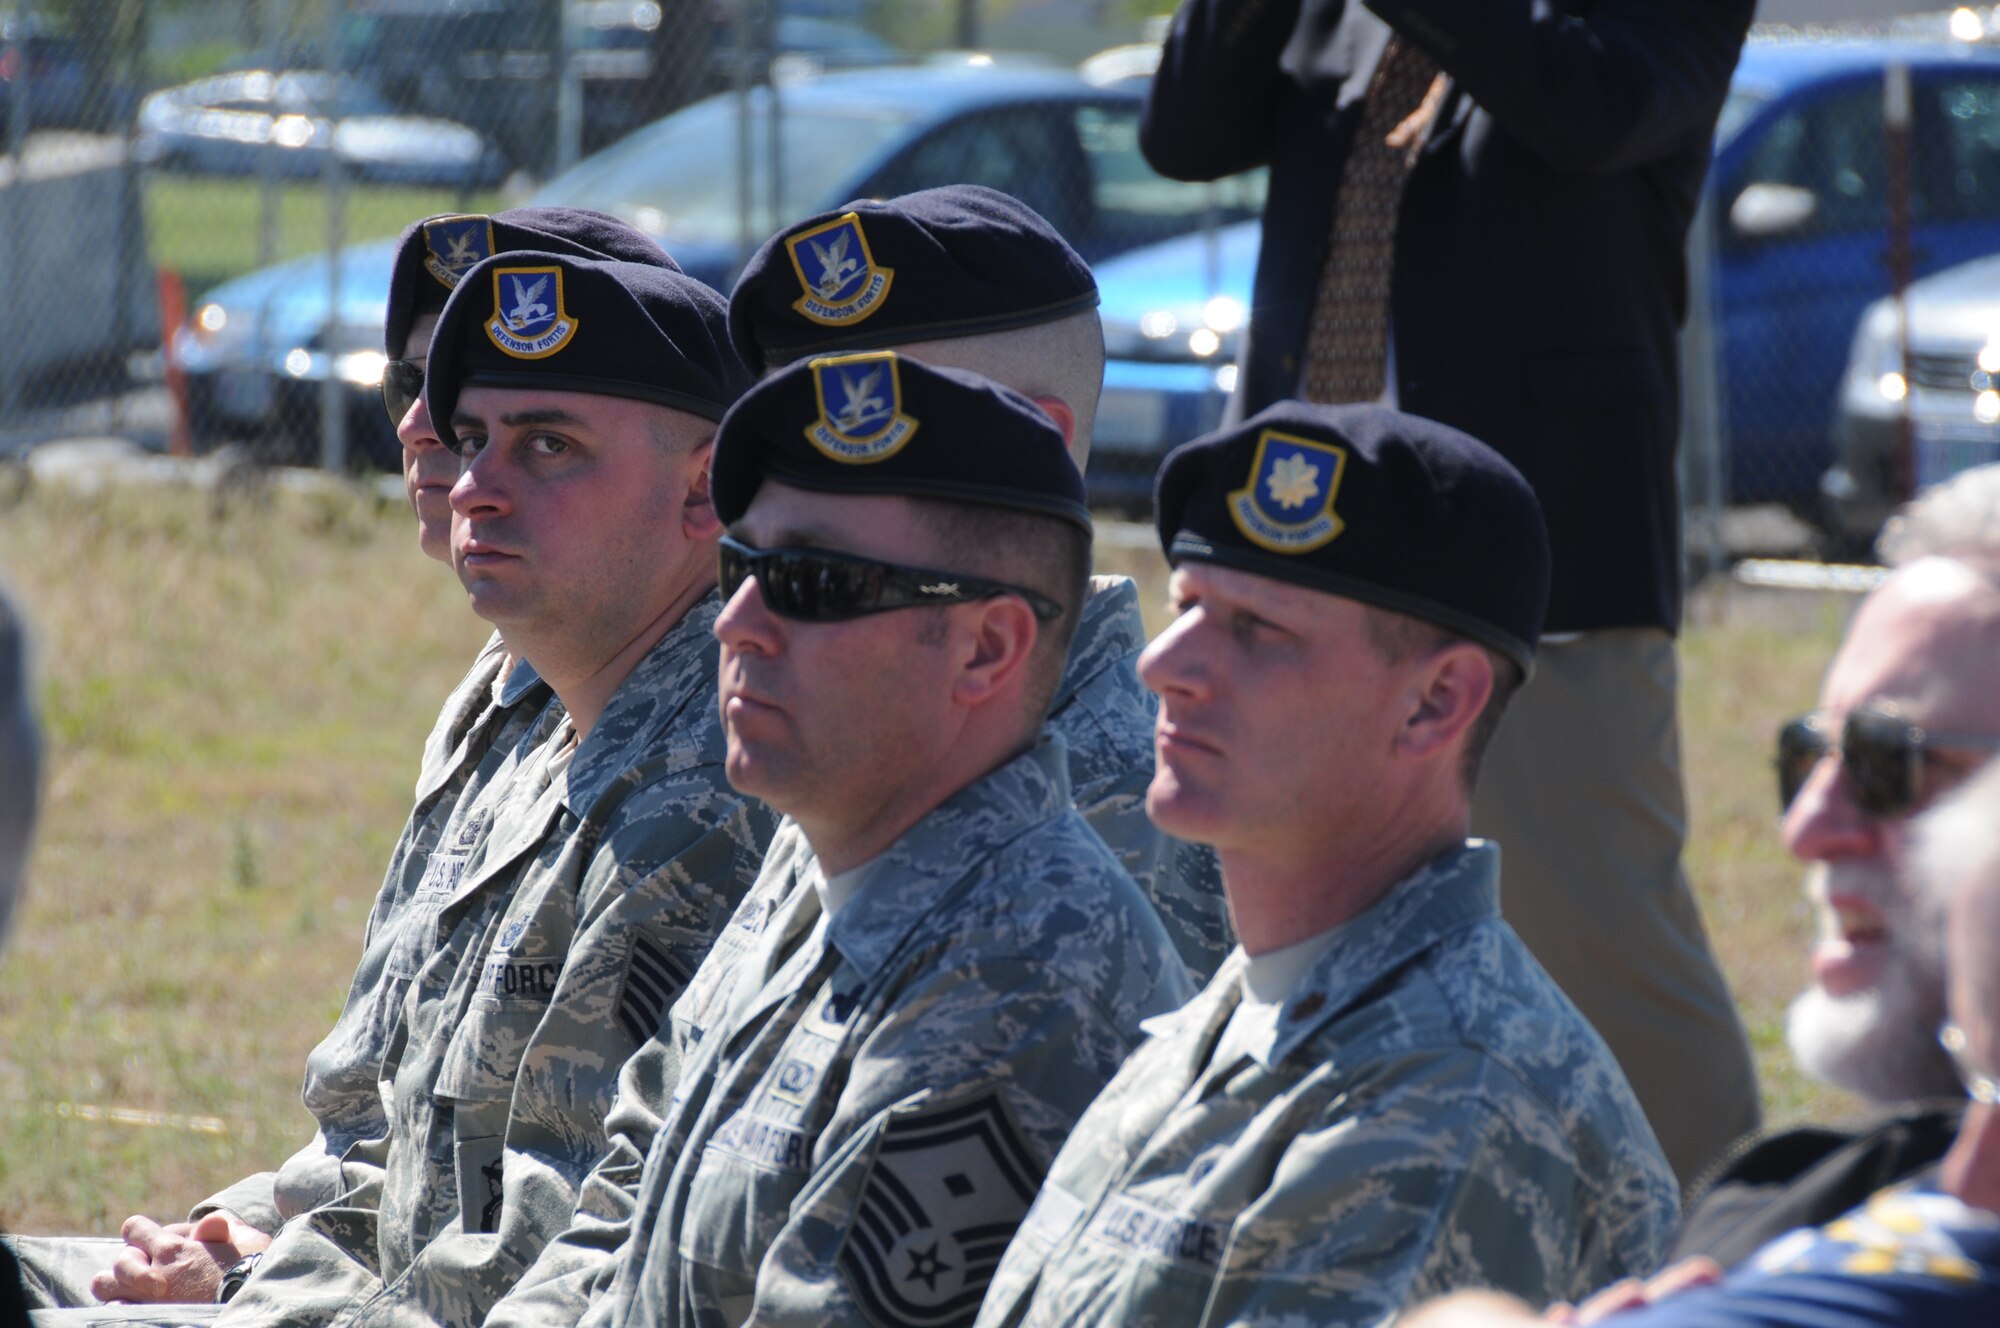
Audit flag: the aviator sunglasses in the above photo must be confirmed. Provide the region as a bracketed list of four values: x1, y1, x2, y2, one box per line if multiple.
[1774, 702, 2000, 818]
[718, 535, 1063, 624]
[381, 358, 426, 424]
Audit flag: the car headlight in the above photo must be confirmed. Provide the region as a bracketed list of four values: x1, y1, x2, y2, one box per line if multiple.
[1841, 300, 1907, 417]
[176, 299, 269, 373]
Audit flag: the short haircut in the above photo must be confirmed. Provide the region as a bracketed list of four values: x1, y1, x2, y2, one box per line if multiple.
[893, 308, 1106, 456]
[1878, 462, 2000, 568]
[906, 498, 1091, 734]
[0, 584, 41, 947]
[1362, 605, 1523, 794]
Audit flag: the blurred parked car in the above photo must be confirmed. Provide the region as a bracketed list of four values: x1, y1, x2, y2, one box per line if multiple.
[1085, 35, 2000, 518]
[1824, 253, 2000, 553]
[136, 69, 509, 188]
[0, 14, 120, 131]
[173, 61, 1264, 470]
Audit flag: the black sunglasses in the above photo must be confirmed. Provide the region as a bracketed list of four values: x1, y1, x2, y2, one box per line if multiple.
[1775, 702, 2000, 818]
[381, 358, 426, 424]
[718, 535, 1063, 624]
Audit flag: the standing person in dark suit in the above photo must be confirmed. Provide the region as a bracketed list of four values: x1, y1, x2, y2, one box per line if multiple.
[1141, 0, 1761, 1187]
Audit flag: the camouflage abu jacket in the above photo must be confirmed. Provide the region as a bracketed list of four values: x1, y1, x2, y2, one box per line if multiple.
[486, 580, 1228, 1328]
[195, 632, 558, 1235]
[574, 739, 1193, 1328]
[215, 595, 778, 1328]
[1052, 575, 1228, 984]
[974, 841, 1681, 1328]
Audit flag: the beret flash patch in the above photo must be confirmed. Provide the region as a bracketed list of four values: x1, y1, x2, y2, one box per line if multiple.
[486, 265, 581, 360]
[806, 351, 919, 463]
[423, 214, 496, 288]
[1227, 430, 1349, 554]
[787, 213, 894, 327]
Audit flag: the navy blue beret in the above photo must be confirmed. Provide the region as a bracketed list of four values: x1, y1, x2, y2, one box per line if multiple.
[425, 251, 749, 443]
[384, 207, 679, 356]
[1155, 402, 1550, 673]
[712, 350, 1090, 532]
[727, 185, 1099, 376]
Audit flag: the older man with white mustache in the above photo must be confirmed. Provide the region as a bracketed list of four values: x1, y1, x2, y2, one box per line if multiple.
[1666, 465, 2000, 1269]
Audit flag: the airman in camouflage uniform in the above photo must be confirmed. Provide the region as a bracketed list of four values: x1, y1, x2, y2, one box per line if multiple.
[12, 207, 683, 1316]
[200, 251, 777, 1328]
[725, 185, 1230, 982]
[499, 352, 1193, 1328]
[975, 403, 1679, 1328]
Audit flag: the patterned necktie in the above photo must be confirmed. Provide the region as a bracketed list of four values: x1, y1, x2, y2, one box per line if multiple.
[1300, 37, 1448, 404]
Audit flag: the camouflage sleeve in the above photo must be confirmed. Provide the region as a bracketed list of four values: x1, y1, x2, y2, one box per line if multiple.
[188, 1171, 283, 1236]
[746, 954, 1150, 1328]
[354, 783, 773, 1328]
[482, 1034, 679, 1328]
[1198, 1049, 1592, 1327]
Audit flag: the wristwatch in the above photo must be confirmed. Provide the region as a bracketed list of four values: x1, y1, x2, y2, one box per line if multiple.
[217, 1251, 265, 1304]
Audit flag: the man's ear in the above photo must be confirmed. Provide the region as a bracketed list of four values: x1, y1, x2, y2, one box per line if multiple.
[681, 438, 720, 541]
[950, 596, 1040, 711]
[1395, 642, 1493, 762]
[1031, 395, 1076, 448]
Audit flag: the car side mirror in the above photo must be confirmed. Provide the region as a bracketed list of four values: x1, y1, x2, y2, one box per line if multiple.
[1730, 182, 1819, 240]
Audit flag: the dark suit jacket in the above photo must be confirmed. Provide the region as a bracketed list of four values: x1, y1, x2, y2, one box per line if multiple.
[1142, 0, 1754, 633]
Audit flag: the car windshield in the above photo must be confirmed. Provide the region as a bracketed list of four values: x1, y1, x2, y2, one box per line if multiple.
[531, 89, 917, 245]
[1715, 87, 1765, 148]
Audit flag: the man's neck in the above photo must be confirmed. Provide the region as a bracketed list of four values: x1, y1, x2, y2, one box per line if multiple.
[1941, 1103, 2000, 1212]
[799, 731, 1031, 878]
[1223, 816, 1467, 956]
[510, 577, 713, 741]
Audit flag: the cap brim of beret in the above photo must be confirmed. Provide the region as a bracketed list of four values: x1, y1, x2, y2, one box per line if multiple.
[756, 458, 1093, 534]
[457, 370, 730, 423]
[754, 289, 1101, 371]
[1167, 531, 1538, 677]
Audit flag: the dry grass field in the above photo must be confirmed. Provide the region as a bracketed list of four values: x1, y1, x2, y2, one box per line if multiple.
[0, 480, 1858, 1232]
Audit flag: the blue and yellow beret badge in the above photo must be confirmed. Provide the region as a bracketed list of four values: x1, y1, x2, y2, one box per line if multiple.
[485, 265, 581, 360]
[1227, 430, 1349, 553]
[422, 214, 495, 288]
[805, 351, 918, 463]
[786, 213, 894, 327]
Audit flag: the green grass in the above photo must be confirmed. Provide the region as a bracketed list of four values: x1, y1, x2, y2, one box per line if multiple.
[0, 488, 1856, 1231]
[145, 177, 509, 301]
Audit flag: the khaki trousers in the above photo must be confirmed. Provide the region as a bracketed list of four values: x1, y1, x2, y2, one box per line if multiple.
[1471, 628, 1761, 1189]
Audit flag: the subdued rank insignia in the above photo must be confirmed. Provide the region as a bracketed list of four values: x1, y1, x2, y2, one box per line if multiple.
[786, 212, 894, 326]
[805, 351, 919, 463]
[485, 264, 581, 360]
[1226, 429, 1349, 553]
[618, 933, 694, 1043]
[423, 214, 495, 288]
[841, 1095, 1041, 1328]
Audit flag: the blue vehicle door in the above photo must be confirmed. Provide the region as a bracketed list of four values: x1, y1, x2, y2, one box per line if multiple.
[1713, 73, 1893, 509]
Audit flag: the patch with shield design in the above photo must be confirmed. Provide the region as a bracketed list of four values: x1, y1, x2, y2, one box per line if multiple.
[806, 351, 919, 462]
[486, 265, 581, 359]
[1227, 429, 1349, 553]
[840, 1094, 1041, 1328]
[423, 214, 495, 288]
[786, 212, 895, 326]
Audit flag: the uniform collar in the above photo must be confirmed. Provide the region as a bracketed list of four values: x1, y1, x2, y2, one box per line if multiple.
[1048, 576, 1147, 715]
[499, 650, 547, 710]
[1251, 839, 1500, 1071]
[823, 737, 1074, 977]
[561, 590, 724, 817]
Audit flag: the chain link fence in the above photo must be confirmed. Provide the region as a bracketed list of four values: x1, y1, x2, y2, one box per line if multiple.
[0, 0, 1246, 472]
[11, 4, 2000, 565]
